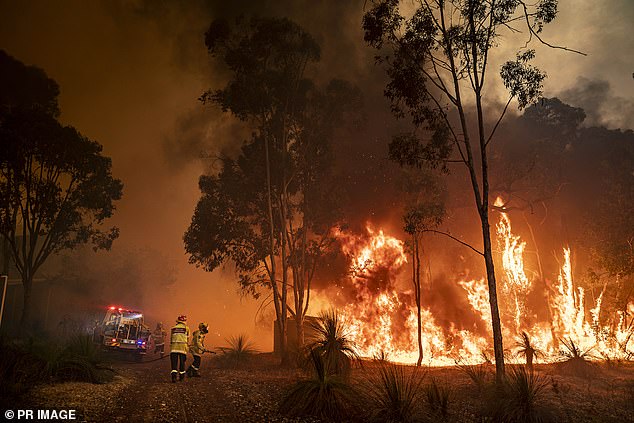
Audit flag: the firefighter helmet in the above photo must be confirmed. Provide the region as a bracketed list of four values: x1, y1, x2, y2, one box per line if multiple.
[177, 315, 187, 323]
[199, 322, 209, 333]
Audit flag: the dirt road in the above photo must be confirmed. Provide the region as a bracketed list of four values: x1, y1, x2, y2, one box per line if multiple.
[30, 355, 312, 423]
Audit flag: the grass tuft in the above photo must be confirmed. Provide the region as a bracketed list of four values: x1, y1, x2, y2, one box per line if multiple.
[365, 362, 425, 423]
[279, 348, 357, 420]
[217, 334, 258, 368]
[556, 338, 600, 378]
[424, 378, 452, 420]
[485, 365, 555, 423]
[455, 358, 491, 391]
[307, 309, 359, 377]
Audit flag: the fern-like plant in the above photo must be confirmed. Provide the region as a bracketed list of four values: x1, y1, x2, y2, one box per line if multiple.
[490, 365, 554, 423]
[279, 349, 357, 420]
[365, 362, 424, 423]
[424, 378, 452, 420]
[307, 309, 359, 377]
[515, 332, 542, 371]
[218, 334, 258, 368]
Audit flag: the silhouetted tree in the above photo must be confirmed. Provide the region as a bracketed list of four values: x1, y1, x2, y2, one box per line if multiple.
[187, 17, 359, 362]
[363, 0, 578, 381]
[0, 51, 123, 328]
[400, 169, 445, 366]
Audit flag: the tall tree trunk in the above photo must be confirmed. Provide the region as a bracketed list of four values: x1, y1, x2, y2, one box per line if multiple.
[280, 222, 289, 365]
[295, 227, 308, 349]
[414, 234, 423, 367]
[20, 272, 33, 330]
[264, 134, 286, 363]
[481, 216, 505, 382]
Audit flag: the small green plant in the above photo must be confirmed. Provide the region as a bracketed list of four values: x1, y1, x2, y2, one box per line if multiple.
[424, 378, 452, 420]
[279, 349, 357, 420]
[307, 309, 359, 377]
[218, 334, 258, 368]
[0, 334, 112, 406]
[365, 362, 425, 423]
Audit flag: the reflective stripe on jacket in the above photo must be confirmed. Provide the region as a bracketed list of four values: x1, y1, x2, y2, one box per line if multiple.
[170, 322, 190, 354]
[190, 329, 206, 356]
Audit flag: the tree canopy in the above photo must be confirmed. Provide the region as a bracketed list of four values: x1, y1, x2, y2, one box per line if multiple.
[0, 50, 123, 327]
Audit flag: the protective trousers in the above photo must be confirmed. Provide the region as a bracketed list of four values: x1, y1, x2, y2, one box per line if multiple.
[187, 355, 202, 377]
[170, 352, 186, 381]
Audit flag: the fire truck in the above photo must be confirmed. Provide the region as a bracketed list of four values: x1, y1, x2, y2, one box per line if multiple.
[93, 306, 153, 358]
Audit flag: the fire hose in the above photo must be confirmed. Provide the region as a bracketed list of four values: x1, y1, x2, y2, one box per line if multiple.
[121, 349, 216, 364]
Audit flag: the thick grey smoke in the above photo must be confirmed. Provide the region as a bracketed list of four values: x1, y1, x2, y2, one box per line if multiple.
[1, 0, 632, 348]
[560, 77, 634, 130]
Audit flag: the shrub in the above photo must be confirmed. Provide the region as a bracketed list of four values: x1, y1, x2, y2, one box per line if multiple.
[424, 378, 452, 420]
[279, 349, 357, 421]
[556, 338, 599, 378]
[559, 338, 593, 360]
[55, 334, 113, 383]
[365, 362, 424, 423]
[0, 334, 113, 406]
[217, 334, 258, 368]
[307, 309, 359, 377]
[515, 332, 543, 370]
[486, 365, 554, 423]
[455, 358, 491, 391]
[64, 334, 101, 365]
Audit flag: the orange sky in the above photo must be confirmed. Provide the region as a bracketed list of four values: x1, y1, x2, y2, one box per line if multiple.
[1, 0, 632, 349]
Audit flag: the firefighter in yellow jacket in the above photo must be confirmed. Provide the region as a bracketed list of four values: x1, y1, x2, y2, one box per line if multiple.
[170, 315, 190, 383]
[187, 322, 213, 377]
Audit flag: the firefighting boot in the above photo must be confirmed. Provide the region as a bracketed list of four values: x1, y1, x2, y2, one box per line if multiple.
[179, 372, 186, 381]
[171, 372, 177, 383]
[192, 369, 201, 377]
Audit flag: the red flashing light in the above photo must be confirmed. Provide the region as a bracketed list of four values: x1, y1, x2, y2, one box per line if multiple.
[111, 338, 117, 342]
[109, 306, 115, 310]
[118, 308, 123, 311]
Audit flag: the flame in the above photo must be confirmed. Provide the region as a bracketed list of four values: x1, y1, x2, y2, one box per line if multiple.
[495, 196, 530, 332]
[310, 211, 634, 365]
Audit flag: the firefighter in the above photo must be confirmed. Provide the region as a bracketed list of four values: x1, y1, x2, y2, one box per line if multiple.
[187, 322, 212, 377]
[170, 315, 190, 383]
[153, 322, 166, 357]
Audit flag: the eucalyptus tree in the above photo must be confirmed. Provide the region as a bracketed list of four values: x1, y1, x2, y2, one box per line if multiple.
[363, 0, 580, 380]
